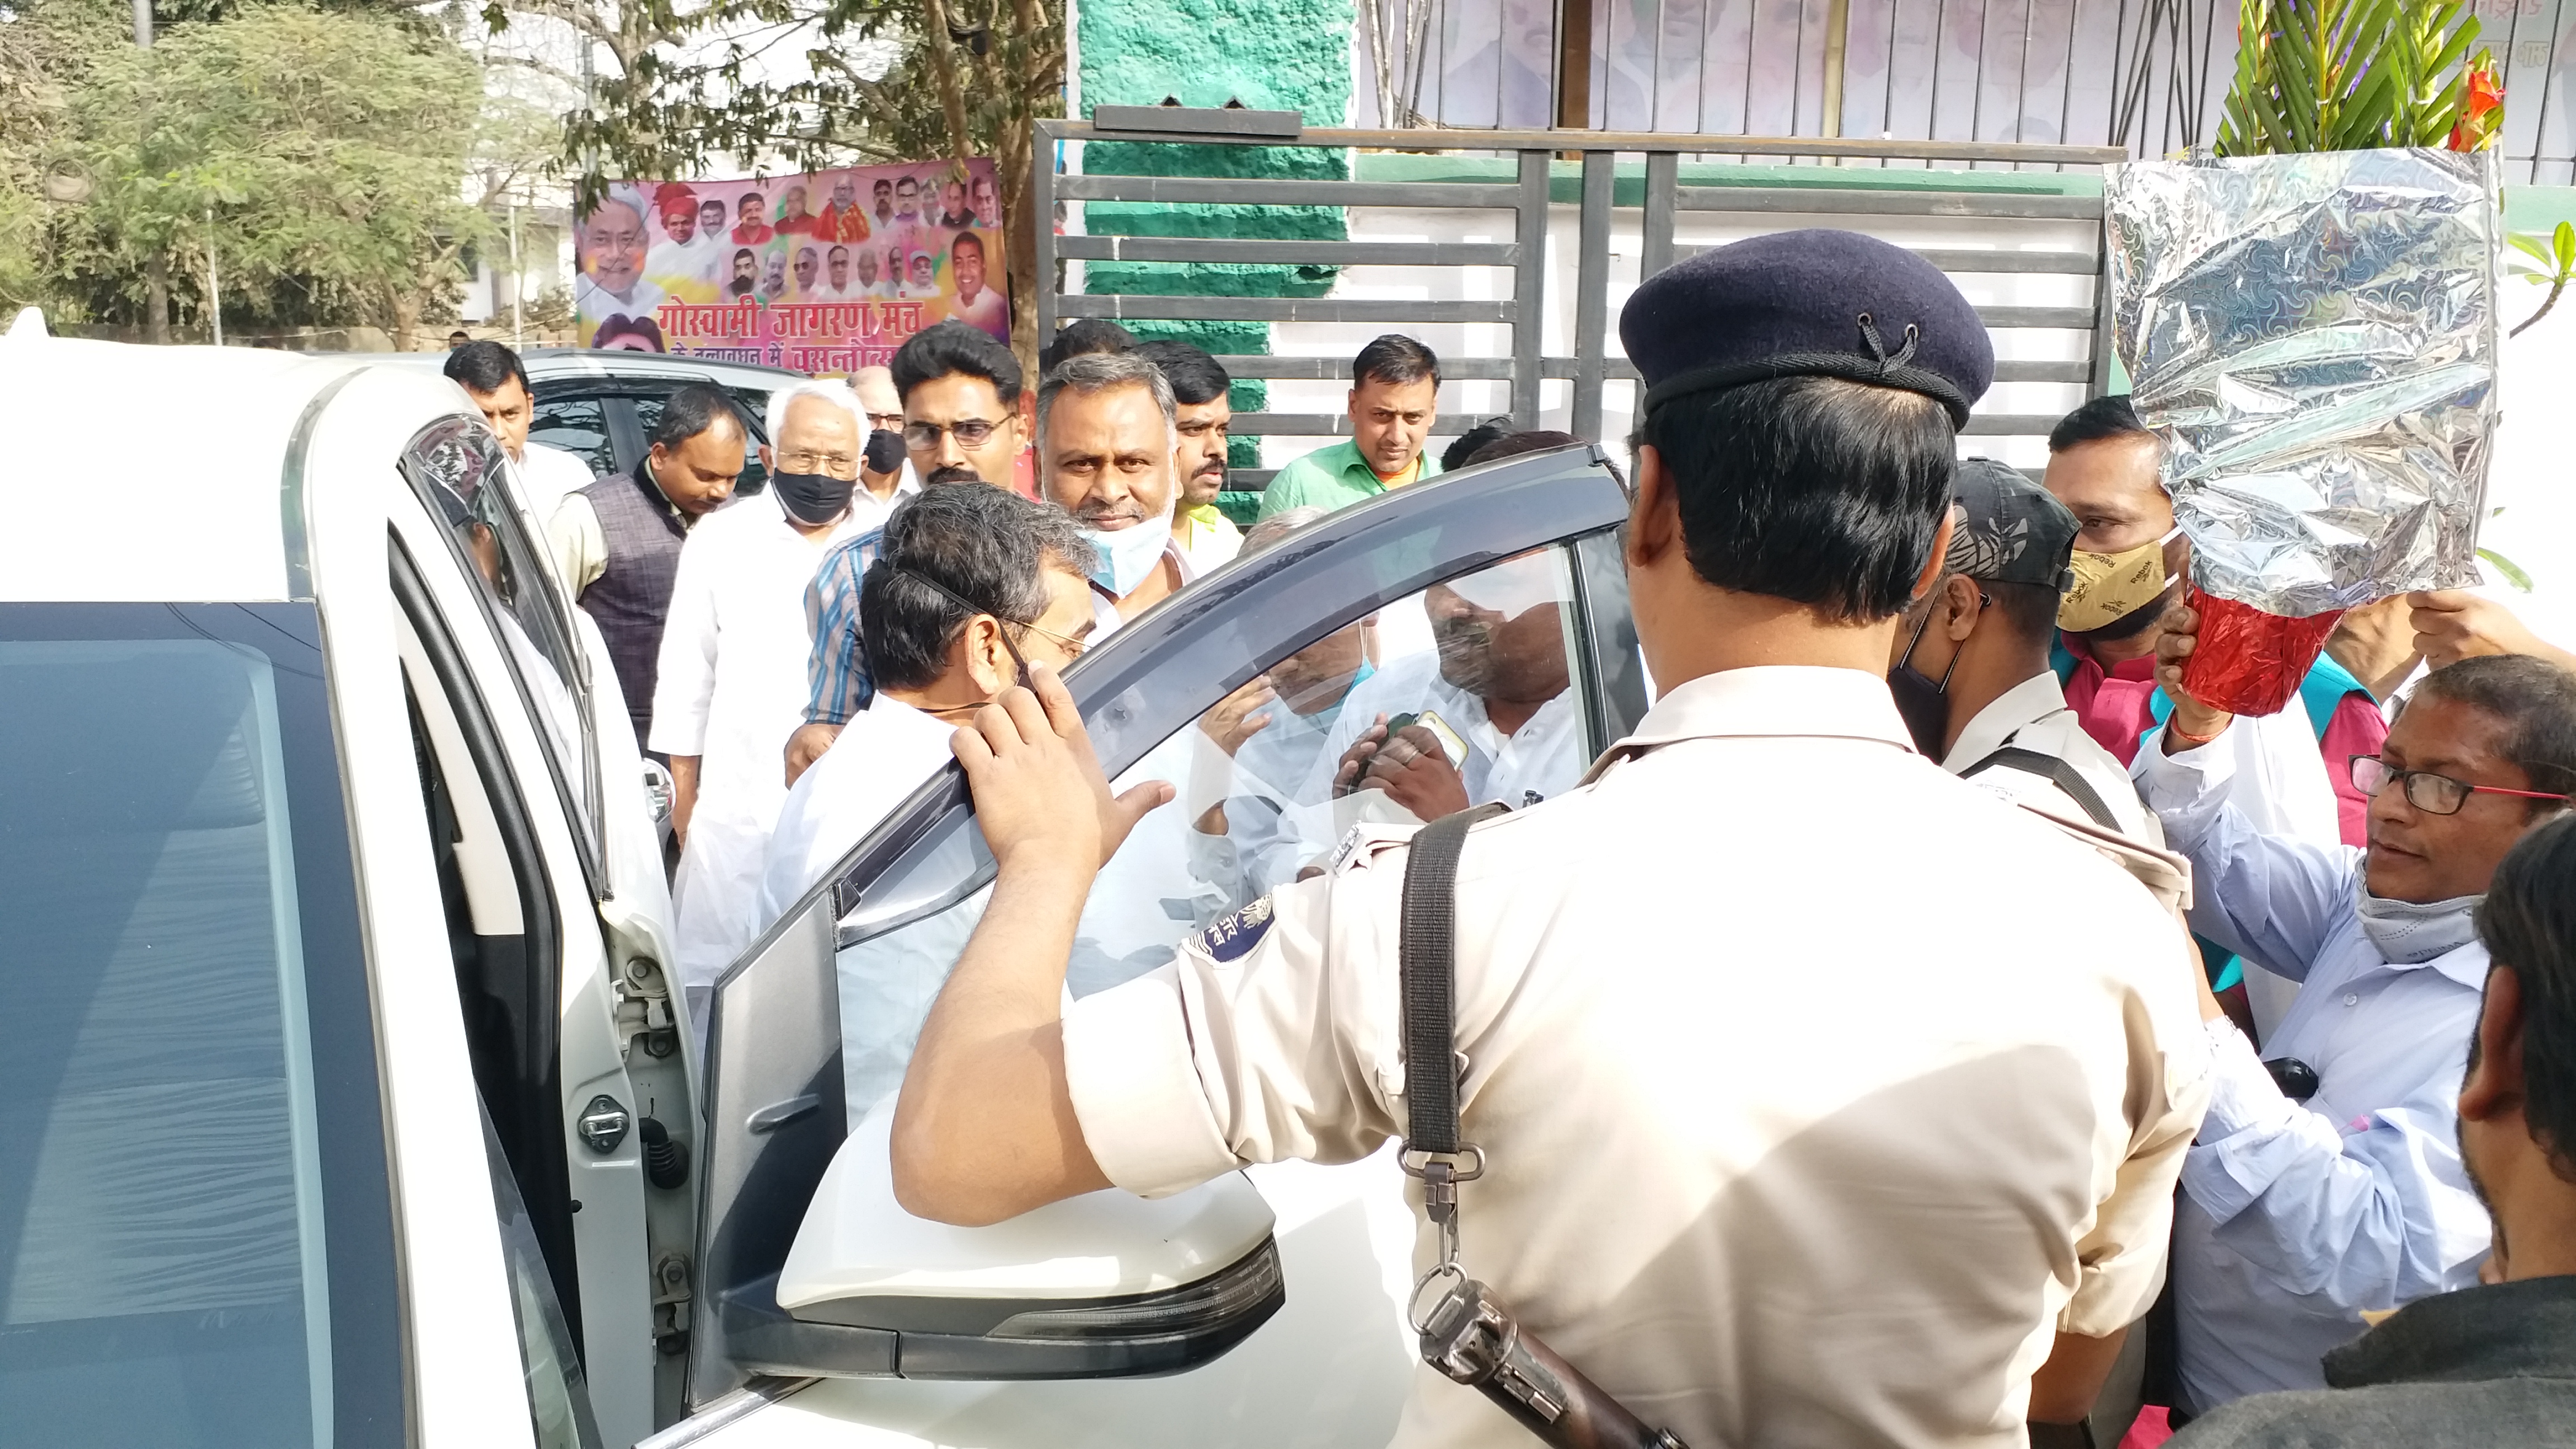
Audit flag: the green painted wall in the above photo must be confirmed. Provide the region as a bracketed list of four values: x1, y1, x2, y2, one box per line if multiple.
[1077, 0, 1353, 473]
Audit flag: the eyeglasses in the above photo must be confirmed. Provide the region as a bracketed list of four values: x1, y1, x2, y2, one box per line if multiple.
[774, 448, 859, 479]
[2348, 754, 2570, 816]
[903, 419, 1003, 449]
[865, 412, 905, 432]
[895, 565, 1086, 687]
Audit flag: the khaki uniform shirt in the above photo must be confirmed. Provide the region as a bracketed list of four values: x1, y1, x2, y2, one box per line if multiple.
[1063, 665, 2213, 1449]
[1947, 671, 2165, 847]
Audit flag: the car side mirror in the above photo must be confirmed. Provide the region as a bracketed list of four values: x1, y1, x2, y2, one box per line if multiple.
[755, 1101, 1284, 1380]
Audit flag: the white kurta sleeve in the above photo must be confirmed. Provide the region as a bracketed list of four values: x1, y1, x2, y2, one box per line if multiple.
[544, 493, 608, 599]
[647, 531, 721, 757]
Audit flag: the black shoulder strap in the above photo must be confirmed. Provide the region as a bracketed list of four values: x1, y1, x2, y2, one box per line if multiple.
[1961, 745, 2122, 832]
[1399, 803, 1511, 1156]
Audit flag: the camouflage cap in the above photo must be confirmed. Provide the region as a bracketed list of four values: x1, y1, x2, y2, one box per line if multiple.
[1947, 457, 2078, 594]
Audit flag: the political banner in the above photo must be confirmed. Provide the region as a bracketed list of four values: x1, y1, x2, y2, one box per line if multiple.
[572, 159, 1010, 369]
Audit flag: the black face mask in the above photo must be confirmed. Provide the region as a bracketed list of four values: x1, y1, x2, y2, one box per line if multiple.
[1888, 596, 1976, 760]
[769, 468, 856, 527]
[864, 428, 906, 476]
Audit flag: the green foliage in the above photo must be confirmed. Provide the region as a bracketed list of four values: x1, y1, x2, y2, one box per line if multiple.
[2506, 220, 2576, 338]
[2214, 0, 2485, 157]
[49, 3, 489, 336]
[563, 0, 1063, 204]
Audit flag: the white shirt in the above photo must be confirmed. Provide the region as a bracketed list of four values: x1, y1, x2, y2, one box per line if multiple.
[515, 442, 599, 522]
[1301, 647, 1587, 813]
[575, 272, 667, 325]
[646, 234, 727, 300]
[1181, 694, 1355, 907]
[948, 285, 1007, 335]
[1945, 671, 2161, 844]
[648, 493, 877, 996]
[757, 696, 955, 930]
[844, 471, 921, 538]
[1063, 666, 2213, 1449]
[2133, 735, 2492, 1413]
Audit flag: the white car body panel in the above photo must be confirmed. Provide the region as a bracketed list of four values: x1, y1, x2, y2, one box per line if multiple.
[2, 333, 1470, 1449]
[685, 1152, 1419, 1449]
[296, 363, 543, 1448]
[778, 1105, 1277, 1309]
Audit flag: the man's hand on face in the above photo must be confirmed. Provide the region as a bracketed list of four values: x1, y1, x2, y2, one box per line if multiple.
[1331, 716, 1473, 820]
[783, 721, 843, 787]
[1199, 676, 1277, 757]
[2153, 600, 2238, 752]
[951, 666, 1172, 875]
[2409, 589, 2576, 673]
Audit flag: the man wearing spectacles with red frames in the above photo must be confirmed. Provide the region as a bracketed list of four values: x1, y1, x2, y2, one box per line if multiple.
[2138, 608, 2576, 1422]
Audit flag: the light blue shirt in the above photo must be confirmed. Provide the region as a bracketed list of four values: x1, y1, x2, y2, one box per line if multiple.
[2135, 735, 2492, 1413]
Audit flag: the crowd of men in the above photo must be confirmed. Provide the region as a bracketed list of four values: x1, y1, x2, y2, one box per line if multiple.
[439, 228, 2576, 1447]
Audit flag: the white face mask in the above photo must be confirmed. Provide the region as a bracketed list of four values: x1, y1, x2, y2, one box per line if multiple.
[2353, 878, 2483, 965]
[1081, 493, 1176, 598]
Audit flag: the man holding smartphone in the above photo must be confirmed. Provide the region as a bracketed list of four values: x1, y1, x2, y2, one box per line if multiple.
[1315, 549, 1584, 819]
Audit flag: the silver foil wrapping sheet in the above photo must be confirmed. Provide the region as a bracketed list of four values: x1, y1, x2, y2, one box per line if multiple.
[2105, 148, 2501, 619]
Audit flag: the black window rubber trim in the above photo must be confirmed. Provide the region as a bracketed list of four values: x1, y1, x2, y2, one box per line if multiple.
[390, 533, 583, 1353]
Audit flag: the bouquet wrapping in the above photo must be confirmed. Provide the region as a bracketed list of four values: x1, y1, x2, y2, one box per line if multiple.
[2105, 147, 2500, 716]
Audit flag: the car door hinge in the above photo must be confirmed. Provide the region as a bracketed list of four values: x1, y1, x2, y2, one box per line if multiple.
[652, 1251, 693, 1356]
[613, 955, 679, 1060]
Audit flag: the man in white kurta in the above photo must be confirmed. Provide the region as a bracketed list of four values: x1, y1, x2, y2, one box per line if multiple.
[651, 384, 878, 1012]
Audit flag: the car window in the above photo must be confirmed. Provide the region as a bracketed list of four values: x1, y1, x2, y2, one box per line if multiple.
[530, 396, 615, 478]
[832, 546, 1595, 1123]
[634, 389, 770, 496]
[0, 603, 402, 1447]
[401, 414, 604, 886]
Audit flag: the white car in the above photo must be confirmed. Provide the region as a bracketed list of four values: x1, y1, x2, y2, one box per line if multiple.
[0, 334, 1642, 1449]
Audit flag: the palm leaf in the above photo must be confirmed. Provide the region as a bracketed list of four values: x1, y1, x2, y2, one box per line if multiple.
[2215, 0, 2485, 154]
[2478, 547, 2534, 593]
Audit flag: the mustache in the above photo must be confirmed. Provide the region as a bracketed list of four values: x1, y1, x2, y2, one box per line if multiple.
[1070, 497, 1148, 524]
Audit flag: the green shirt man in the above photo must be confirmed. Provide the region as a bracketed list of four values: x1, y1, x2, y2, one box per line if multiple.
[1256, 334, 1442, 520]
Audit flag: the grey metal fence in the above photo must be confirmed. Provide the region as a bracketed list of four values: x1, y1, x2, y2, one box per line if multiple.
[1035, 117, 2127, 487]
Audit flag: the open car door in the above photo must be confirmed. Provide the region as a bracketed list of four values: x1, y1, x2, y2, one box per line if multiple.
[682, 446, 1645, 1444]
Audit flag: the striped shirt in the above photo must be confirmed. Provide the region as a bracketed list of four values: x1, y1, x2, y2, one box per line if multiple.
[802, 526, 885, 726]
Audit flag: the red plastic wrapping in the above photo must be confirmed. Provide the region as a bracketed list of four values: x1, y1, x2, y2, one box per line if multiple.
[2180, 585, 2344, 718]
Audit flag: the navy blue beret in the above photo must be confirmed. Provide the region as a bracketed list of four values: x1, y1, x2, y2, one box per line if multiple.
[1620, 229, 1993, 428]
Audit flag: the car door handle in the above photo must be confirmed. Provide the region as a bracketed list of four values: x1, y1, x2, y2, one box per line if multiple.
[747, 1094, 822, 1135]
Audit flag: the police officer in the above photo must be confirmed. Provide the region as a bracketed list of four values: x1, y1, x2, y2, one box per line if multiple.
[889, 231, 2214, 1448]
[1891, 457, 2163, 844]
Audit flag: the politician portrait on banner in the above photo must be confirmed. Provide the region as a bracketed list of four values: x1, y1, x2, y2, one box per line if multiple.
[577, 158, 1011, 369]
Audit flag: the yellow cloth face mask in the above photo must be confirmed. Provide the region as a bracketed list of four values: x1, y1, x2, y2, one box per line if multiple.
[2057, 529, 2179, 632]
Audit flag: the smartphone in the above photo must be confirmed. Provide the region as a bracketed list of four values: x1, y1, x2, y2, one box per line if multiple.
[1385, 709, 1467, 766]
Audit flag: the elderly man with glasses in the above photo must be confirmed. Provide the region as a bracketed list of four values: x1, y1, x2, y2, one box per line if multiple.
[2136, 612, 2576, 1422]
[650, 380, 884, 1026]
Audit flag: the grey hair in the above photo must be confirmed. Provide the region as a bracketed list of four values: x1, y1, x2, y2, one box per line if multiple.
[1036, 351, 1177, 457]
[1242, 505, 1329, 554]
[766, 378, 866, 445]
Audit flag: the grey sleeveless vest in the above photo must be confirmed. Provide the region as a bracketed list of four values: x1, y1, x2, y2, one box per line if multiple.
[575, 462, 689, 741]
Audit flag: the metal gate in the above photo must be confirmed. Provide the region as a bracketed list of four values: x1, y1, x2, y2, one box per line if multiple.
[1033, 114, 2126, 486]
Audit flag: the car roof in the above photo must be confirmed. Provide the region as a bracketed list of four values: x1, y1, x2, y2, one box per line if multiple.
[367, 348, 808, 391]
[0, 336, 470, 603]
